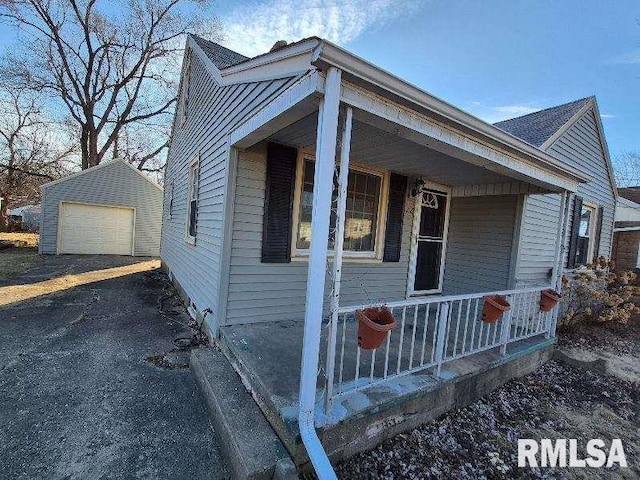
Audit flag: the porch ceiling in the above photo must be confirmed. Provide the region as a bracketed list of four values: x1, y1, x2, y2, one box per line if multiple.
[268, 111, 551, 191]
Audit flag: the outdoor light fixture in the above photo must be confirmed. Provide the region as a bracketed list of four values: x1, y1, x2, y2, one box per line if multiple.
[411, 177, 426, 197]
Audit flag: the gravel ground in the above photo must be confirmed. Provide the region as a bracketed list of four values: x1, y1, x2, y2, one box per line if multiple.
[335, 320, 640, 479]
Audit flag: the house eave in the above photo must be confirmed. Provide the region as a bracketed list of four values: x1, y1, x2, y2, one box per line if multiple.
[311, 40, 589, 187]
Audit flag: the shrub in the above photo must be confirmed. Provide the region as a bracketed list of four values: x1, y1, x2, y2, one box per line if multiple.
[557, 257, 639, 332]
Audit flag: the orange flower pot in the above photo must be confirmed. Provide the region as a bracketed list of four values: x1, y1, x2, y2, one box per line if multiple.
[356, 306, 396, 350]
[482, 295, 511, 324]
[540, 289, 561, 312]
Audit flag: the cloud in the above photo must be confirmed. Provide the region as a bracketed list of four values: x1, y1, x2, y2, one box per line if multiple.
[600, 113, 615, 119]
[219, 0, 423, 57]
[610, 50, 640, 64]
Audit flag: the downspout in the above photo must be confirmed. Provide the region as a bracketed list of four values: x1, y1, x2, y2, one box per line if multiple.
[298, 67, 341, 480]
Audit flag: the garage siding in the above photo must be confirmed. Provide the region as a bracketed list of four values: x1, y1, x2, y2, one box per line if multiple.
[40, 160, 163, 256]
[159, 49, 304, 326]
[516, 109, 616, 287]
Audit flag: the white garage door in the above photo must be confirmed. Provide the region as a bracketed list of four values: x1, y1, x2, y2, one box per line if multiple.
[58, 203, 134, 255]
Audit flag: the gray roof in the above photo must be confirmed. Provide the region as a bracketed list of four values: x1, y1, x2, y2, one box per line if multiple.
[191, 35, 249, 69]
[493, 97, 592, 148]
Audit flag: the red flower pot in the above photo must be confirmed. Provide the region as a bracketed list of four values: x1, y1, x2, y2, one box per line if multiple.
[356, 306, 396, 350]
[540, 289, 561, 312]
[482, 295, 511, 324]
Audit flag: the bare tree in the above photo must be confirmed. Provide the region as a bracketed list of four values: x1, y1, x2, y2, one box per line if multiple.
[614, 151, 640, 188]
[0, 85, 75, 230]
[0, 0, 220, 170]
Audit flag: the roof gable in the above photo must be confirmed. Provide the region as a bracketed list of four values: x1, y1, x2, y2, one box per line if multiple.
[42, 159, 163, 191]
[190, 35, 249, 69]
[493, 97, 592, 147]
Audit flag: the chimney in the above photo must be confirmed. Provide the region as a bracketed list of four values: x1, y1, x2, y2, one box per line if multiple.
[270, 40, 288, 52]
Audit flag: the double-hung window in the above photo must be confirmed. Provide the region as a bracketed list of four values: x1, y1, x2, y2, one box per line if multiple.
[293, 156, 386, 258]
[575, 202, 597, 266]
[185, 158, 199, 244]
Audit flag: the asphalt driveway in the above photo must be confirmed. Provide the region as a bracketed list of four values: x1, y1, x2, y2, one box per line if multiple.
[0, 255, 229, 479]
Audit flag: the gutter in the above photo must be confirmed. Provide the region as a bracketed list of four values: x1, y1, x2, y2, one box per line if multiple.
[311, 40, 589, 186]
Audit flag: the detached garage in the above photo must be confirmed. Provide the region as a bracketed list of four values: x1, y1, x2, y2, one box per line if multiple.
[40, 159, 163, 256]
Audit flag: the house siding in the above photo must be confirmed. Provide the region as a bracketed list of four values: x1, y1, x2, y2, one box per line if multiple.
[225, 144, 415, 325]
[443, 195, 518, 294]
[225, 145, 520, 325]
[160, 49, 302, 326]
[40, 161, 162, 256]
[516, 109, 616, 287]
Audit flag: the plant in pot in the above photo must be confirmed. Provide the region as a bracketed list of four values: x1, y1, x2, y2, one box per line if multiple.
[356, 306, 396, 350]
[540, 289, 561, 312]
[482, 295, 511, 324]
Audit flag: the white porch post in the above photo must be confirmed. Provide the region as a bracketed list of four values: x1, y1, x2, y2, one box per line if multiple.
[548, 191, 571, 339]
[324, 107, 353, 414]
[298, 67, 342, 480]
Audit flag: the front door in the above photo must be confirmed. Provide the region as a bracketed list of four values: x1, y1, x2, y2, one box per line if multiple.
[408, 187, 450, 295]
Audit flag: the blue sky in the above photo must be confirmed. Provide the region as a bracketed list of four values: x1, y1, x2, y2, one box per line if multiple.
[216, 0, 639, 163]
[1, 0, 637, 163]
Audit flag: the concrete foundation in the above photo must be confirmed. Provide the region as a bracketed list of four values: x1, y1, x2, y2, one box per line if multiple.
[218, 319, 555, 469]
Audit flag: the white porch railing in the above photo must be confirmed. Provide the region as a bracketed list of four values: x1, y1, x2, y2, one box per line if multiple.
[323, 286, 559, 413]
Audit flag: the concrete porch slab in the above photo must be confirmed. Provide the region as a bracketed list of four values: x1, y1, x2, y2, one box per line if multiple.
[219, 319, 555, 467]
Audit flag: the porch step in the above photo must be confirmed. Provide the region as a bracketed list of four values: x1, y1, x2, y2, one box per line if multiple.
[190, 347, 297, 480]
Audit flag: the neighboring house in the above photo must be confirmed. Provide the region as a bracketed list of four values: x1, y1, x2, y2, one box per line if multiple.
[40, 159, 163, 256]
[9, 204, 41, 232]
[611, 187, 640, 272]
[160, 35, 615, 477]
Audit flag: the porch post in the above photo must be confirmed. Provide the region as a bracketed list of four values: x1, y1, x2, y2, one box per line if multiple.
[324, 107, 353, 414]
[548, 191, 571, 339]
[298, 67, 341, 480]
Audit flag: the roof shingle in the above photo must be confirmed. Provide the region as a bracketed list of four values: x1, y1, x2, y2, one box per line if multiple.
[190, 35, 249, 69]
[493, 97, 592, 147]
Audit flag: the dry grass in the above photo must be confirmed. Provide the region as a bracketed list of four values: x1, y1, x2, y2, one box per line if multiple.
[0, 233, 41, 280]
[0, 232, 39, 248]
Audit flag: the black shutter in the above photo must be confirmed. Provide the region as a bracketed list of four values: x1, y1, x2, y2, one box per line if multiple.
[383, 173, 408, 262]
[566, 195, 583, 268]
[593, 206, 604, 259]
[261, 143, 297, 263]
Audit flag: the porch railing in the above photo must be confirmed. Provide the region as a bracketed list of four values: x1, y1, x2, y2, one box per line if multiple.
[323, 286, 559, 413]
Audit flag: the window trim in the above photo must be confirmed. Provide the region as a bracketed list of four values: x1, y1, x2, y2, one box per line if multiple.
[185, 156, 200, 245]
[290, 151, 389, 260]
[577, 201, 598, 266]
[177, 52, 191, 126]
[407, 181, 452, 297]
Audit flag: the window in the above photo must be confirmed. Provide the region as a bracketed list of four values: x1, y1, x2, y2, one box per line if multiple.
[177, 53, 191, 125]
[293, 157, 386, 258]
[185, 158, 199, 243]
[575, 203, 597, 266]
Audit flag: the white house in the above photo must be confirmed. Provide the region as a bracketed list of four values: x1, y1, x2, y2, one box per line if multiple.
[160, 35, 616, 477]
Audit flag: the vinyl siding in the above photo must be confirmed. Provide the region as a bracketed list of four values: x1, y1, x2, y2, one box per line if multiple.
[40, 161, 162, 256]
[516, 109, 616, 287]
[225, 144, 414, 325]
[443, 195, 518, 294]
[159, 49, 302, 326]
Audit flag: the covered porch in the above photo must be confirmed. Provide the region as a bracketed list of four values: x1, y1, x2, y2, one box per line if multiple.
[222, 67, 585, 474]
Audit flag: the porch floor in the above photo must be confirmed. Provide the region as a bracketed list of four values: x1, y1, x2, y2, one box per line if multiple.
[219, 317, 555, 464]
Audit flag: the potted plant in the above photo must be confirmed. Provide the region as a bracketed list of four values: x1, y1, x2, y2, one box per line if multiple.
[356, 306, 396, 350]
[482, 295, 511, 324]
[540, 289, 561, 312]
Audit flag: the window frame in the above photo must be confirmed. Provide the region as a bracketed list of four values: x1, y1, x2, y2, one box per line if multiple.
[290, 151, 389, 260]
[575, 201, 598, 266]
[177, 52, 191, 126]
[185, 156, 200, 245]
